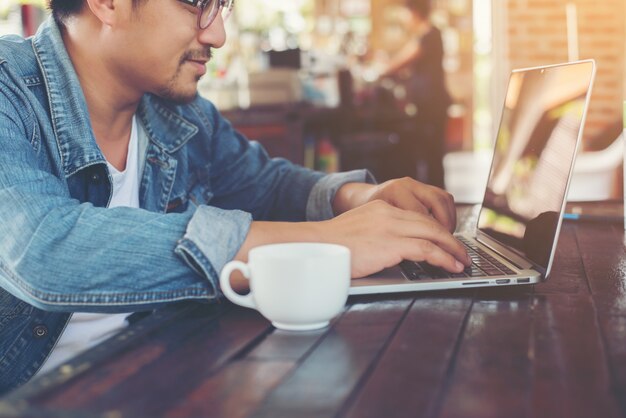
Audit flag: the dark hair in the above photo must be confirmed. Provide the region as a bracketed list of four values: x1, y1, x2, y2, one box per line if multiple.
[48, 0, 146, 24]
[405, 0, 431, 18]
[48, 0, 84, 24]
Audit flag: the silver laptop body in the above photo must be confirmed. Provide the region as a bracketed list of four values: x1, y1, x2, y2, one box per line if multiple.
[350, 60, 597, 295]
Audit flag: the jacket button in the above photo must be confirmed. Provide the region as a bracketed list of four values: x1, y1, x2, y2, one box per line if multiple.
[32, 325, 48, 338]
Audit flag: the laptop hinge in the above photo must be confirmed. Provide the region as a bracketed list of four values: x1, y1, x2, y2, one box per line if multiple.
[475, 231, 540, 272]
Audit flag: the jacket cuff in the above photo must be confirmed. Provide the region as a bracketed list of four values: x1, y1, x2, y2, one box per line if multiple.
[306, 169, 377, 221]
[175, 205, 253, 296]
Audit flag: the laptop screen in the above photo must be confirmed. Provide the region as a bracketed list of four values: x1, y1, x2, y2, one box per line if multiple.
[477, 61, 595, 270]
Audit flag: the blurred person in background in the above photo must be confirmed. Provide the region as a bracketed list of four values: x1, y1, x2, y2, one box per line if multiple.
[377, 0, 451, 189]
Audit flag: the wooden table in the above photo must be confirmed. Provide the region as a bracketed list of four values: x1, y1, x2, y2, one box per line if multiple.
[1, 203, 626, 418]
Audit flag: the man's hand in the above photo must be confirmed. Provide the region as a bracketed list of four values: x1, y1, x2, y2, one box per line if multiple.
[323, 200, 470, 278]
[332, 177, 457, 232]
[234, 199, 471, 281]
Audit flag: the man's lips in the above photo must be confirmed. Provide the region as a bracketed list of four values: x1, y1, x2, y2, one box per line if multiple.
[186, 59, 207, 75]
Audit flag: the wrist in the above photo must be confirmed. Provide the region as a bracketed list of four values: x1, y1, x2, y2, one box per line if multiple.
[332, 183, 375, 215]
[234, 220, 326, 262]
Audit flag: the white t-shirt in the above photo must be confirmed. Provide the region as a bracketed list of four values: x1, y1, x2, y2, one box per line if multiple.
[37, 117, 141, 375]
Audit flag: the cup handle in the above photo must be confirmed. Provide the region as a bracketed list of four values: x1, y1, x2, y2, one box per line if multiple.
[219, 261, 256, 309]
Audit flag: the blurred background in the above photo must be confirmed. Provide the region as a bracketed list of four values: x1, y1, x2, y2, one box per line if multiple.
[2, 0, 625, 202]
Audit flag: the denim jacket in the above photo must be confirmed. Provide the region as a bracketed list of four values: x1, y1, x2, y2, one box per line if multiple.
[0, 17, 371, 394]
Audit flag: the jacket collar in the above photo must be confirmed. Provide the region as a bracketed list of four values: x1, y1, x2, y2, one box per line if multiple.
[137, 95, 198, 154]
[32, 17, 102, 177]
[31, 17, 198, 177]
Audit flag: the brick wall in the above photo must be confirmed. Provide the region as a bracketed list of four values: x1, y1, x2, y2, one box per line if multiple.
[505, 0, 625, 149]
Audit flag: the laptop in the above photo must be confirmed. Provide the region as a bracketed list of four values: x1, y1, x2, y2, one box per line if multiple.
[350, 60, 597, 295]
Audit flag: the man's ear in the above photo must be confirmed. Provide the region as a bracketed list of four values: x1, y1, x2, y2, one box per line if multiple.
[84, 0, 118, 26]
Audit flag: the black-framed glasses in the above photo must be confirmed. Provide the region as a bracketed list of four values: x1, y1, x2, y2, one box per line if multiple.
[178, 0, 235, 30]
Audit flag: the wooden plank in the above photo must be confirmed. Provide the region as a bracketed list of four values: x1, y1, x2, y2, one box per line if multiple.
[246, 321, 341, 361]
[577, 219, 626, 415]
[343, 297, 472, 418]
[165, 360, 296, 418]
[598, 315, 626, 415]
[437, 295, 533, 418]
[34, 305, 272, 417]
[164, 303, 352, 417]
[530, 294, 621, 418]
[534, 224, 589, 295]
[576, 223, 626, 314]
[250, 297, 414, 418]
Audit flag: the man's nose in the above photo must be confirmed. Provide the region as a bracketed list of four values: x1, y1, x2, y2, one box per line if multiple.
[197, 15, 226, 48]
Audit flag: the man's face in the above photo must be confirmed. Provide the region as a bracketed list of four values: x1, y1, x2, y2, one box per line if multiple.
[109, 0, 226, 103]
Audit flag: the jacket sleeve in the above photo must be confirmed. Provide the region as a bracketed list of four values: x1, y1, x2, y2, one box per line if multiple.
[193, 99, 375, 222]
[0, 87, 251, 313]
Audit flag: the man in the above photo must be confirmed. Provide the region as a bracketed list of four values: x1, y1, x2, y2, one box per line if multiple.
[0, 0, 470, 393]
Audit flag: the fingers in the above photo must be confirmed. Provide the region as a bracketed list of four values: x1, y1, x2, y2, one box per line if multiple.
[410, 183, 456, 232]
[389, 216, 470, 268]
[398, 238, 467, 272]
[377, 203, 470, 268]
[331, 200, 470, 277]
[375, 178, 457, 232]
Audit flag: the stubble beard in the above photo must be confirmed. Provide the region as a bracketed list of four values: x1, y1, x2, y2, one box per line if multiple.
[157, 48, 212, 104]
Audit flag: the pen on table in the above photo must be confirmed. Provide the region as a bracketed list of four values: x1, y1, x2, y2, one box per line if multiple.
[563, 213, 624, 223]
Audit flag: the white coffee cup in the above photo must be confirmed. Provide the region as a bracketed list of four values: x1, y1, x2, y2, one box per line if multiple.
[219, 243, 351, 331]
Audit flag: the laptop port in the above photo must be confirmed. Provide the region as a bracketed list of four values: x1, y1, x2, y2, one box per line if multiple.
[496, 279, 510, 284]
[517, 278, 530, 284]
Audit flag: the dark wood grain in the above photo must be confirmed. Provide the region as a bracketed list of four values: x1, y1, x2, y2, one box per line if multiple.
[165, 312, 344, 418]
[36, 305, 272, 417]
[438, 295, 533, 418]
[250, 298, 414, 418]
[165, 360, 295, 418]
[534, 224, 589, 295]
[597, 315, 626, 414]
[343, 297, 472, 418]
[530, 294, 620, 418]
[576, 223, 626, 315]
[574, 219, 626, 417]
[246, 322, 339, 361]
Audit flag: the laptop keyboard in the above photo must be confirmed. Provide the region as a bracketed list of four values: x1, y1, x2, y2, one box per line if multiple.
[400, 237, 516, 281]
